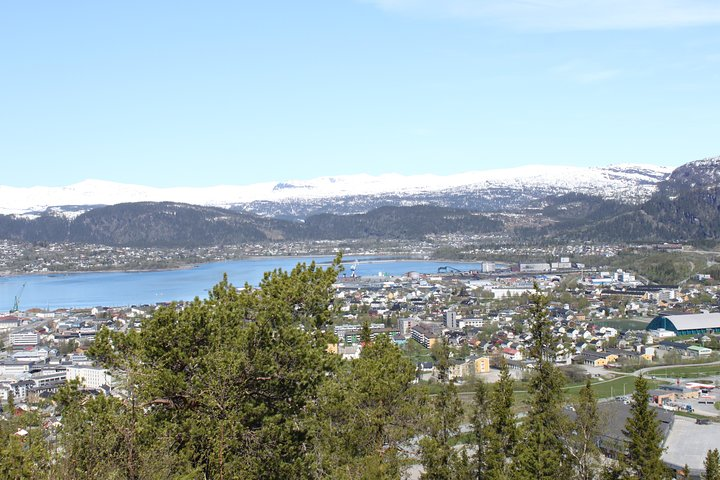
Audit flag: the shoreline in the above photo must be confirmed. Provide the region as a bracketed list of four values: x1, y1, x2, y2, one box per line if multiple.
[0, 263, 199, 279]
[0, 252, 435, 279]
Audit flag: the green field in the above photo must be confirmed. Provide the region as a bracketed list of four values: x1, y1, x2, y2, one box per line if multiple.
[648, 364, 720, 379]
[592, 319, 651, 331]
[564, 376, 665, 400]
[458, 375, 665, 404]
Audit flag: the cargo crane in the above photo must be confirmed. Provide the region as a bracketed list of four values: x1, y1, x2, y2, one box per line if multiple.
[437, 266, 464, 274]
[437, 266, 481, 279]
[10, 283, 26, 313]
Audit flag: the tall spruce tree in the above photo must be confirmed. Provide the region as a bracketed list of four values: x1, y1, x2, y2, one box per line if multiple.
[569, 378, 601, 480]
[622, 375, 669, 480]
[705, 449, 720, 480]
[515, 285, 571, 480]
[471, 380, 491, 480]
[485, 358, 516, 480]
[420, 337, 465, 480]
[454, 450, 474, 480]
[5, 391, 14, 414]
[360, 319, 372, 346]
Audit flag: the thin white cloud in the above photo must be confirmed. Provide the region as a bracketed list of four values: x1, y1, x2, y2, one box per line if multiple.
[361, 0, 720, 30]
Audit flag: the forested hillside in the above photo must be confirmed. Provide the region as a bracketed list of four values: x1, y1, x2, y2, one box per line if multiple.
[521, 157, 720, 243]
[0, 204, 503, 247]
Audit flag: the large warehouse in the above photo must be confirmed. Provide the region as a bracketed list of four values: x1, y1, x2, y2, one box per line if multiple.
[646, 312, 720, 336]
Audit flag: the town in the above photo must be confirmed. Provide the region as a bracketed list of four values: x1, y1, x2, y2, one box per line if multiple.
[2, 253, 719, 477]
[0, 237, 686, 275]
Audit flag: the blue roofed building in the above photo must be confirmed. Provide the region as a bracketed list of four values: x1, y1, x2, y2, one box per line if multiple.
[647, 312, 720, 336]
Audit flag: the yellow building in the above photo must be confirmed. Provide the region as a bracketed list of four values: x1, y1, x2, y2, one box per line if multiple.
[474, 356, 491, 374]
[579, 352, 619, 367]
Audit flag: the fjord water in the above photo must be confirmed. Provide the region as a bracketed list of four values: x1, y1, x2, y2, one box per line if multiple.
[0, 257, 481, 311]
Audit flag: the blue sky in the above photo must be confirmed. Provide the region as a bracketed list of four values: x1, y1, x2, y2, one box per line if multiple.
[1, 1, 719, 187]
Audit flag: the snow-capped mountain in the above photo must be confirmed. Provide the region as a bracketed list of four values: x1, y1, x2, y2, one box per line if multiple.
[0, 164, 673, 219]
[658, 155, 720, 194]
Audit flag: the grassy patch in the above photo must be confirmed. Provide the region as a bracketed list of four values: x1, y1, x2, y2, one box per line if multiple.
[674, 410, 717, 421]
[649, 365, 720, 379]
[592, 319, 651, 331]
[458, 375, 666, 403]
[562, 375, 664, 400]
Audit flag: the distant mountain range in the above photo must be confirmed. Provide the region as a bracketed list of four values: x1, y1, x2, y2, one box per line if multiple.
[1, 164, 671, 219]
[1, 157, 718, 247]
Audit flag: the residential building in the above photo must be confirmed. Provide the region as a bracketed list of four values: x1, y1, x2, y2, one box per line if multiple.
[502, 347, 522, 361]
[411, 323, 440, 349]
[574, 352, 619, 367]
[472, 356, 490, 374]
[9, 331, 39, 347]
[445, 309, 459, 329]
[65, 366, 113, 389]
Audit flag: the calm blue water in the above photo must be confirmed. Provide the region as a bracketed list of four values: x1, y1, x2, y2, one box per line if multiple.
[0, 257, 485, 311]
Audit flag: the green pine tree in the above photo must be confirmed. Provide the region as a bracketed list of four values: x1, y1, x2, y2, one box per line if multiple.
[454, 449, 474, 480]
[622, 375, 670, 480]
[360, 319, 372, 346]
[6, 391, 15, 414]
[0, 408, 52, 479]
[420, 337, 465, 480]
[515, 286, 571, 480]
[569, 378, 601, 480]
[64, 256, 345, 479]
[311, 333, 423, 479]
[471, 379, 491, 479]
[485, 358, 516, 480]
[705, 449, 720, 480]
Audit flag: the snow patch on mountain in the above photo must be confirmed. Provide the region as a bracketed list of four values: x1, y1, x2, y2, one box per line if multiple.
[0, 164, 674, 217]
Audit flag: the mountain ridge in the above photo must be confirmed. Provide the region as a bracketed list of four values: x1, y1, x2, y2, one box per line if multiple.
[0, 163, 673, 219]
[0, 202, 503, 247]
[2, 156, 718, 247]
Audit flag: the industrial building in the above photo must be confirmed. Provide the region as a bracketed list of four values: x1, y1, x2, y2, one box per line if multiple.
[646, 312, 720, 336]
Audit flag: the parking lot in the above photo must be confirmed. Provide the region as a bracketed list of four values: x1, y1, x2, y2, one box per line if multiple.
[684, 394, 718, 416]
[663, 415, 720, 476]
